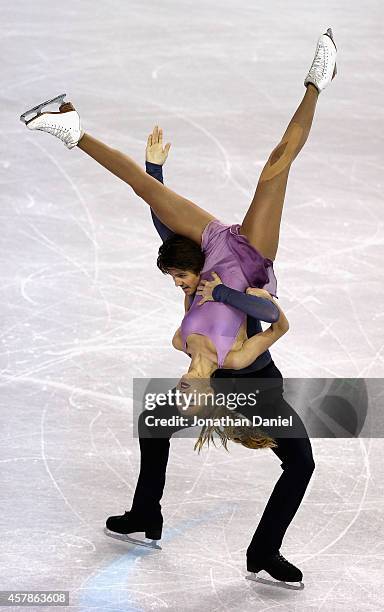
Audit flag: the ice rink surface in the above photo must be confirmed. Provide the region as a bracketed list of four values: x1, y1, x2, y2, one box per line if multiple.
[1, 0, 384, 610]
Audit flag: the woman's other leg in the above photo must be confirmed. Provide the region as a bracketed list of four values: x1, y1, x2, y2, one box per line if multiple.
[77, 133, 215, 245]
[240, 84, 319, 260]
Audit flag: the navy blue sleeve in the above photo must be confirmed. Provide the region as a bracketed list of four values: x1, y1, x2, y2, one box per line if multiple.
[145, 161, 175, 243]
[212, 284, 279, 323]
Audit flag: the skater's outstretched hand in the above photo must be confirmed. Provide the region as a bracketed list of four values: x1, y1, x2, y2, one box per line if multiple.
[146, 125, 171, 165]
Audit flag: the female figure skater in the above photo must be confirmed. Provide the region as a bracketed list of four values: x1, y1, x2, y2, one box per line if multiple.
[21, 28, 337, 586]
[147, 150, 289, 449]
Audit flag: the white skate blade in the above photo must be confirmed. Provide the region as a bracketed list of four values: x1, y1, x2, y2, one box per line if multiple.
[20, 93, 67, 124]
[246, 572, 304, 590]
[103, 527, 162, 549]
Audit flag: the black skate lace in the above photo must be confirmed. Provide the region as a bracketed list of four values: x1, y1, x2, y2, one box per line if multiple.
[275, 552, 291, 566]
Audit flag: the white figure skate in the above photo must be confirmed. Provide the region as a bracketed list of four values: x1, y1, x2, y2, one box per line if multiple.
[20, 94, 84, 149]
[304, 28, 337, 92]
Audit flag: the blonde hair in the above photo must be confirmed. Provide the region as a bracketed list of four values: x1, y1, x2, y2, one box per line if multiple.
[194, 403, 277, 453]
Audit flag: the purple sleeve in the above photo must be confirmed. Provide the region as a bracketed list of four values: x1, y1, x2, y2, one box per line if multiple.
[212, 284, 279, 323]
[145, 161, 174, 242]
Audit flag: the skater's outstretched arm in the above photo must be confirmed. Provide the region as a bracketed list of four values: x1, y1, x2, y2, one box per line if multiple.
[146, 161, 175, 242]
[145, 126, 175, 242]
[77, 130, 215, 245]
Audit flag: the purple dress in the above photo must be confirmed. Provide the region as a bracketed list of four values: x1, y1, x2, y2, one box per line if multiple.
[180, 220, 277, 367]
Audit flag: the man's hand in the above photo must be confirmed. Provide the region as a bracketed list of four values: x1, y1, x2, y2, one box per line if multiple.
[146, 125, 171, 165]
[196, 271, 223, 305]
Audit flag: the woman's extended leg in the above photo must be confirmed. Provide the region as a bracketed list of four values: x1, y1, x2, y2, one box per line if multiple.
[24, 99, 214, 244]
[240, 84, 319, 261]
[77, 133, 215, 245]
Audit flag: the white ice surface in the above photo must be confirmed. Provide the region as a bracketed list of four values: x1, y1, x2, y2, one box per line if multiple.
[1, 0, 384, 610]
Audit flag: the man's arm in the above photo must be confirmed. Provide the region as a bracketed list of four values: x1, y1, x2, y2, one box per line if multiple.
[145, 161, 175, 242]
[212, 284, 279, 324]
[197, 272, 280, 324]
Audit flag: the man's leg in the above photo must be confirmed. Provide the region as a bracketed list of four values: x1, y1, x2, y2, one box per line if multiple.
[129, 392, 194, 521]
[240, 84, 319, 260]
[232, 365, 315, 560]
[77, 133, 215, 245]
[246, 407, 315, 559]
[130, 434, 171, 521]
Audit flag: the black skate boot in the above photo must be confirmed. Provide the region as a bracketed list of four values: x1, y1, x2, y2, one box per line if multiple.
[246, 551, 304, 590]
[104, 510, 163, 549]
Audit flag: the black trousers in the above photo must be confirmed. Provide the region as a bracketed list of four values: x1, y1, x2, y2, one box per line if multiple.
[131, 360, 315, 559]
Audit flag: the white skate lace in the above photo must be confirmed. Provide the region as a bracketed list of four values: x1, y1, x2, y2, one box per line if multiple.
[39, 119, 78, 146]
[308, 41, 329, 79]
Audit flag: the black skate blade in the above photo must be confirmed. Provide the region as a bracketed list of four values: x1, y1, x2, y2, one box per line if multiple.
[103, 527, 162, 549]
[20, 93, 67, 124]
[246, 573, 304, 590]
